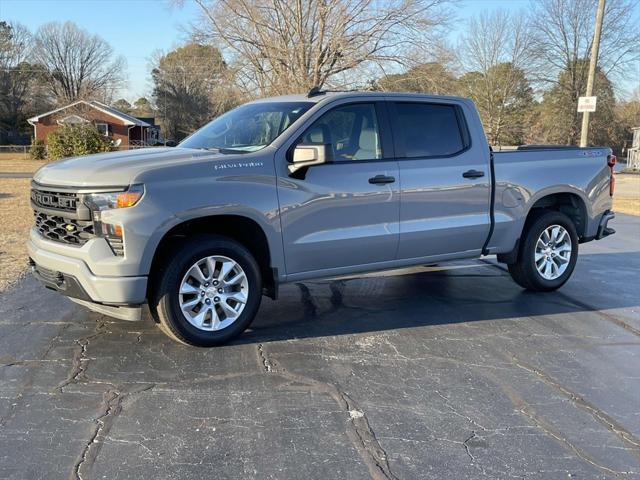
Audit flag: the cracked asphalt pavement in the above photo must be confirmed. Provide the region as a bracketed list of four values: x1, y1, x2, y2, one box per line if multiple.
[1, 213, 639, 479]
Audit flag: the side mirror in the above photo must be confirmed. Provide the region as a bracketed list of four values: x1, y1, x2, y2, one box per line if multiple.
[288, 144, 331, 176]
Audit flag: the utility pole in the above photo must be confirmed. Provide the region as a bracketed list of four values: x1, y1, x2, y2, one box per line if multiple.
[580, 0, 606, 147]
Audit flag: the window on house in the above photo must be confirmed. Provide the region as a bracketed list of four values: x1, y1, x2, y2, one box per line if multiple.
[96, 123, 110, 136]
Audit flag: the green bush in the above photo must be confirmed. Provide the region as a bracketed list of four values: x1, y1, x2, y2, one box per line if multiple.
[30, 139, 47, 160]
[46, 124, 113, 161]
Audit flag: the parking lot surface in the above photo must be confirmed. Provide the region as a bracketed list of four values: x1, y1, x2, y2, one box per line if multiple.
[1, 213, 639, 479]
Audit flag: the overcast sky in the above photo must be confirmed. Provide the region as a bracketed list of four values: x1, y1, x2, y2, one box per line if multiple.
[1, 0, 637, 102]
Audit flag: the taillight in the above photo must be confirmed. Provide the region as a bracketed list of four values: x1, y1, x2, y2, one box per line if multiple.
[607, 154, 616, 196]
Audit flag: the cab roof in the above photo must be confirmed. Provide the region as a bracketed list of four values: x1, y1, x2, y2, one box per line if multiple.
[249, 91, 470, 105]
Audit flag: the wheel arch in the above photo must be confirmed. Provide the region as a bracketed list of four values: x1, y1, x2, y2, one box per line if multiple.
[147, 214, 279, 300]
[497, 189, 588, 264]
[524, 190, 588, 238]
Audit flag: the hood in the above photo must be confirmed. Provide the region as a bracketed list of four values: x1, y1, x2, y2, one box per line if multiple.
[32, 147, 214, 188]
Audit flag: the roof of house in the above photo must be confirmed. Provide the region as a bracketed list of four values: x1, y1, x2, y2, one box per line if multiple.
[27, 100, 151, 127]
[135, 117, 157, 126]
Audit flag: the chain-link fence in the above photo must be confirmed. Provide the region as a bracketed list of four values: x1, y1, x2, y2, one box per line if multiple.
[0, 145, 32, 159]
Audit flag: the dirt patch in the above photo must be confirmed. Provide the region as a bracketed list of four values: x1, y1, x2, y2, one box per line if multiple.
[0, 152, 49, 173]
[613, 198, 640, 216]
[0, 178, 32, 291]
[613, 174, 640, 216]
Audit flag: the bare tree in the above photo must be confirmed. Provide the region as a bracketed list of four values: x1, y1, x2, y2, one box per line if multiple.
[459, 10, 535, 78]
[0, 21, 51, 141]
[182, 0, 453, 95]
[530, 0, 639, 84]
[456, 10, 536, 146]
[32, 21, 125, 104]
[376, 61, 458, 94]
[152, 43, 242, 140]
[529, 0, 639, 144]
[0, 21, 30, 71]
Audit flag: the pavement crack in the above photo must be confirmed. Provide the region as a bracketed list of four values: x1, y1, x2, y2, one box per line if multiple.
[338, 390, 398, 480]
[56, 319, 108, 393]
[256, 343, 273, 372]
[71, 384, 154, 480]
[463, 431, 477, 463]
[512, 356, 640, 455]
[434, 389, 488, 432]
[497, 379, 631, 478]
[257, 343, 396, 480]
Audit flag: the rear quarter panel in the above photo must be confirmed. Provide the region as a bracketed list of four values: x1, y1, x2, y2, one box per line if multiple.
[488, 148, 612, 254]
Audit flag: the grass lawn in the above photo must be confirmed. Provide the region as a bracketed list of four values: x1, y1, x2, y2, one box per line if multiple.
[0, 152, 49, 173]
[613, 174, 640, 216]
[0, 178, 32, 291]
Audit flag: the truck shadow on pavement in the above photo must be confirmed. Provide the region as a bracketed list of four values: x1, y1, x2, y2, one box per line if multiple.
[2, 251, 637, 347]
[235, 251, 640, 345]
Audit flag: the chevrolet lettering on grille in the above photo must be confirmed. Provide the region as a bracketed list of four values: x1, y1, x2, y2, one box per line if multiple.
[32, 191, 76, 210]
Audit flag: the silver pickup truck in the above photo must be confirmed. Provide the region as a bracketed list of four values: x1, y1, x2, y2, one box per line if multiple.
[28, 91, 617, 346]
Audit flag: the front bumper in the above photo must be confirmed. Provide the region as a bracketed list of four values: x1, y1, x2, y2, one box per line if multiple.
[27, 235, 147, 320]
[29, 259, 142, 321]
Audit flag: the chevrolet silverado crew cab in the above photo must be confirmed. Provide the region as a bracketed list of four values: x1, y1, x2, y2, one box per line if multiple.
[28, 91, 617, 346]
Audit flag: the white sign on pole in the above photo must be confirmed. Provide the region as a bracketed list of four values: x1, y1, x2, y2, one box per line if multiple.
[578, 96, 597, 112]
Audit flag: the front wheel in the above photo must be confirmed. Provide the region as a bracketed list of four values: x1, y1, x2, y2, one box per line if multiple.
[508, 211, 579, 292]
[150, 235, 262, 346]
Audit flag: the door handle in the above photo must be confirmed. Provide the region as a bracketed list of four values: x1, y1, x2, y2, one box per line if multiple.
[369, 174, 396, 184]
[462, 169, 485, 179]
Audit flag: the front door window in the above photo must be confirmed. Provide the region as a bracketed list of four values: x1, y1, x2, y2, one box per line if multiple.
[299, 103, 382, 161]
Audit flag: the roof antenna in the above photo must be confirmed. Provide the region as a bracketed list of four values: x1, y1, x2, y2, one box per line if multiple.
[307, 86, 325, 98]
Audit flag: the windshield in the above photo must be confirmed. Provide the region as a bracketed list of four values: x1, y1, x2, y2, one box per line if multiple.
[179, 101, 314, 153]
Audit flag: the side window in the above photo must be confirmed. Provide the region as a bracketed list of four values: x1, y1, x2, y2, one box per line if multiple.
[393, 103, 466, 158]
[299, 103, 382, 161]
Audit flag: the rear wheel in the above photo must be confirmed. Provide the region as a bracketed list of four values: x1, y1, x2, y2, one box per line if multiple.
[507, 211, 578, 292]
[150, 235, 262, 346]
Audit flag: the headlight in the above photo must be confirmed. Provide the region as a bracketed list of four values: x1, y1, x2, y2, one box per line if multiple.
[83, 184, 143, 257]
[84, 184, 144, 211]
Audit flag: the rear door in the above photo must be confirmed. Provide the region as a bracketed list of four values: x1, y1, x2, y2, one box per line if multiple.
[388, 100, 491, 259]
[275, 100, 400, 276]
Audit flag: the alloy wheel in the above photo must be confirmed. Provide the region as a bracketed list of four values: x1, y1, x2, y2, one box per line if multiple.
[178, 255, 249, 331]
[534, 225, 572, 280]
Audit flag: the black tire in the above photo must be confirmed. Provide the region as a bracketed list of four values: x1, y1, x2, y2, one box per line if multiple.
[149, 235, 262, 347]
[507, 210, 579, 292]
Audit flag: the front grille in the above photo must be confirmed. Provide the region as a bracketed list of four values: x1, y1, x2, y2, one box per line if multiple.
[34, 212, 95, 245]
[31, 184, 96, 246]
[30, 188, 78, 212]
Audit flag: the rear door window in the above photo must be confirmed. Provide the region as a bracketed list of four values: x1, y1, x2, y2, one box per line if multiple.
[391, 103, 467, 158]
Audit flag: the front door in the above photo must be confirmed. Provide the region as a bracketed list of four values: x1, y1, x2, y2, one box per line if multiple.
[276, 102, 400, 276]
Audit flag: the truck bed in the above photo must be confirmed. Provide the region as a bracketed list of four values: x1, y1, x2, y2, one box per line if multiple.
[487, 146, 613, 254]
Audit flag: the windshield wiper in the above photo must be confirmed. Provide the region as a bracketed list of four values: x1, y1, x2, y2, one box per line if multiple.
[218, 148, 250, 154]
[197, 146, 257, 154]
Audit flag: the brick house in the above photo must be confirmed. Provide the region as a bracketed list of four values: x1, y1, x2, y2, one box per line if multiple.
[27, 100, 159, 148]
